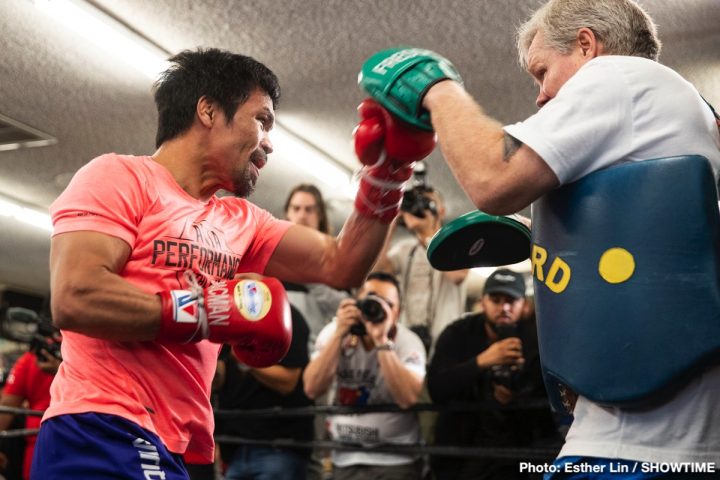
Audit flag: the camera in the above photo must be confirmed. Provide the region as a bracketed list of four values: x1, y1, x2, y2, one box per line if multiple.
[356, 296, 386, 324]
[349, 295, 387, 336]
[1, 307, 62, 362]
[400, 162, 437, 219]
[490, 323, 521, 389]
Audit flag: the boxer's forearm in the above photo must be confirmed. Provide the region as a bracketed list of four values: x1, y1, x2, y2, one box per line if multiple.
[331, 211, 389, 286]
[50, 231, 162, 341]
[51, 270, 162, 341]
[266, 215, 389, 289]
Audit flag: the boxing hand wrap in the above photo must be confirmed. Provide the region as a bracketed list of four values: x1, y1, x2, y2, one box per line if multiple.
[158, 274, 292, 368]
[353, 99, 436, 223]
[359, 47, 463, 131]
[354, 163, 412, 223]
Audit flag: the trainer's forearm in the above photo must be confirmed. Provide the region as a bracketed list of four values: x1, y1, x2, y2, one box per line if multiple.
[424, 82, 511, 213]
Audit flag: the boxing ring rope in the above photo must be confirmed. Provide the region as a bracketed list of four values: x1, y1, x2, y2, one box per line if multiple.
[0, 406, 42, 438]
[0, 428, 39, 439]
[0, 406, 43, 417]
[213, 400, 560, 460]
[0, 402, 561, 460]
[213, 399, 552, 418]
[214, 435, 558, 461]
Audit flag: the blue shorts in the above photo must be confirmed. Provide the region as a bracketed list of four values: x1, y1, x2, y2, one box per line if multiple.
[31, 413, 190, 480]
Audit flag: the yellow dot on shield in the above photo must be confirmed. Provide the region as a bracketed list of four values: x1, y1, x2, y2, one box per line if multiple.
[598, 248, 635, 284]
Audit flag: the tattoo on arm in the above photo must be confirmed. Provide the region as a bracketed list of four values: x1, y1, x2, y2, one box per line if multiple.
[503, 134, 523, 162]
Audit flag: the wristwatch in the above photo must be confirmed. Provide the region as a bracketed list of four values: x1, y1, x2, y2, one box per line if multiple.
[376, 340, 396, 352]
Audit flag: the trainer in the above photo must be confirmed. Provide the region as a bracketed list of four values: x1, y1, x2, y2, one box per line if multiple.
[358, 0, 720, 478]
[33, 48, 434, 479]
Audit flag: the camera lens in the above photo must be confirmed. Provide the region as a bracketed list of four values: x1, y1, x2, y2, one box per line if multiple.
[401, 190, 426, 218]
[400, 189, 437, 219]
[357, 297, 386, 324]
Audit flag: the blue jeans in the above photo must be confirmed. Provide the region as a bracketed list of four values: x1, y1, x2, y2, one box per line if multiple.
[224, 445, 308, 480]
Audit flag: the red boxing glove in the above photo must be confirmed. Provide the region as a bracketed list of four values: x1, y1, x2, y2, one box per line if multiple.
[354, 98, 437, 166]
[353, 98, 437, 223]
[158, 275, 292, 368]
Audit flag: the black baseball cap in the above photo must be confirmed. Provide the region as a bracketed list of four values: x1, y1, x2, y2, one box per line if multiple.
[483, 268, 526, 299]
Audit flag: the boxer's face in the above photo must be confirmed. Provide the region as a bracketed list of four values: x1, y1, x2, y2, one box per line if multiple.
[286, 191, 321, 230]
[210, 89, 274, 197]
[526, 30, 591, 108]
[481, 292, 525, 328]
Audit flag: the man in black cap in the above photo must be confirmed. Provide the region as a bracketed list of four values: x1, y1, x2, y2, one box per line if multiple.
[427, 269, 560, 480]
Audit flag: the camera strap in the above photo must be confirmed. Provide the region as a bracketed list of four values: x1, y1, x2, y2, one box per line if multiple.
[402, 243, 438, 332]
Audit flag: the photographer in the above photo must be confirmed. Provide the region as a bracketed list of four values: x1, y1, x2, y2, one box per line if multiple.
[375, 164, 468, 357]
[213, 306, 313, 480]
[0, 342, 60, 480]
[303, 272, 426, 480]
[427, 269, 560, 480]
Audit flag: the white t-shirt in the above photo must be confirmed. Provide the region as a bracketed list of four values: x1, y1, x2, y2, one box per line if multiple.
[504, 56, 720, 185]
[505, 56, 720, 464]
[312, 322, 426, 467]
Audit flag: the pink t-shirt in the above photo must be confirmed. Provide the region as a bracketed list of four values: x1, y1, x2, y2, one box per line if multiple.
[46, 153, 291, 462]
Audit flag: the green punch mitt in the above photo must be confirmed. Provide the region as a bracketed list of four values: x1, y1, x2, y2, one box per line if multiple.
[358, 47, 462, 131]
[427, 211, 531, 271]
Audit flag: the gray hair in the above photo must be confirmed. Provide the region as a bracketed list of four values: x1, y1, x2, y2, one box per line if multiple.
[517, 0, 661, 69]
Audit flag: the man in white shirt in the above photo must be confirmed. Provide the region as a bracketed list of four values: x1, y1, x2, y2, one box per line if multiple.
[356, 0, 720, 477]
[303, 272, 426, 480]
